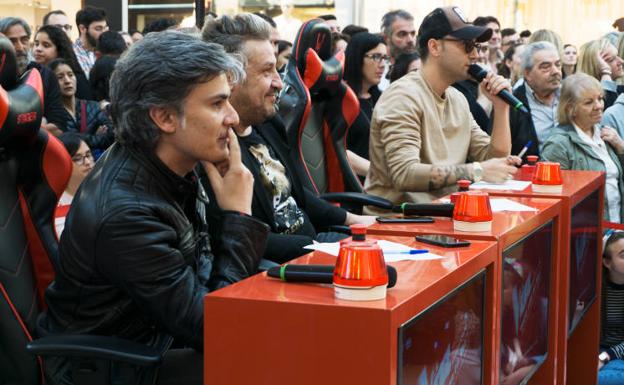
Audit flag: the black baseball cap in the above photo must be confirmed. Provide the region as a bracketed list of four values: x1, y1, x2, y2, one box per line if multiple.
[418, 6, 492, 49]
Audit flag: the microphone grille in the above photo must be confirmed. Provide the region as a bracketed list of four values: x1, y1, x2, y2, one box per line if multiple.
[467, 64, 487, 81]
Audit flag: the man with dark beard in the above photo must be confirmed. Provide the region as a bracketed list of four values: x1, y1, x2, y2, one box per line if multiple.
[0, 17, 67, 134]
[73, 6, 108, 78]
[201, 13, 376, 263]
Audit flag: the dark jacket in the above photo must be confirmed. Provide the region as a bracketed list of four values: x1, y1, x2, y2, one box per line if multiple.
[63, 98, 114, 151]
[453, 80, 492, 134]
[202, 116, 347, 263]
[541, 123, 624, 221]
[26, 61, 67, 131]
[74, 71, 92, 101]
[38, 143, 269, 380]
[509, 83, 540, 159]
[89, 55, 117, 102]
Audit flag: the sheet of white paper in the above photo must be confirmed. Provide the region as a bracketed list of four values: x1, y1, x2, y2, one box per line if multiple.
[469, 180, 531, 191]
[489, 198, 538, 212]
[303, 240, 444, 262]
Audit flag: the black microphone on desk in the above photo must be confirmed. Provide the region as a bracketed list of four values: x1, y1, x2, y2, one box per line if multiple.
[467, 64, 529, 114]
[267, 264, 398, 288]
[392, 203, 455, 218]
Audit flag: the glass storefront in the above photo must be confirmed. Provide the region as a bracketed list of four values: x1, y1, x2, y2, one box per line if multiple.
[128, 0, 198, 32]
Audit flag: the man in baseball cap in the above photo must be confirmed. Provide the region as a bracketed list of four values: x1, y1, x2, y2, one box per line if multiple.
[364, 6, 519, 210]
[418, 6, 492, 48]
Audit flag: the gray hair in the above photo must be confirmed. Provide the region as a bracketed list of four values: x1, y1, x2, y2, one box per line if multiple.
[380, 10, 413, 39]
[201, 13, 271, 55]
[521, 41, 559, 72]
[0, 17, 32, 38]
[109, 31, 244, 149]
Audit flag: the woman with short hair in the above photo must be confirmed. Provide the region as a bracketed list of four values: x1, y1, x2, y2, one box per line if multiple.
[54, 133, 94, 236]
[542, 73, 624, 221]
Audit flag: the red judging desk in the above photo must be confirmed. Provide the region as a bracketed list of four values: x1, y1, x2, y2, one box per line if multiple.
[463, 170, 605, 385]
[204, 236, 499, 385]
[367, 197, 563, 385]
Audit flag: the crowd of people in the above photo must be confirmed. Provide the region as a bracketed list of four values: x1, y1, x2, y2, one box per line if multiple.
[2, 4, 624, 384]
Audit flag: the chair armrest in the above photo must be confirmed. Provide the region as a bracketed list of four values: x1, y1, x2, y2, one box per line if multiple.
[319, 192, 393, 210]
[26, 335, 162, 366]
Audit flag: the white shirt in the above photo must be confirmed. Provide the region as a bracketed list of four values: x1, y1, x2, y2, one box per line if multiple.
[574, 124, 621, 222]
[54, 191, 73, 238]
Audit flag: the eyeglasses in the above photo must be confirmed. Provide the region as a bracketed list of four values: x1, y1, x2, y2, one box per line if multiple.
[364, 53, 391, 64]
[52, 24, 72, 31]
[440, 37, 482, 53]
[72, 151, 93, 165]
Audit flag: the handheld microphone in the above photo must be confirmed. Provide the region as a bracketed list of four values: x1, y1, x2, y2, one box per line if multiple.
[467, 64, 529, 114]
[267, 264, 398, 288]
[392, 203, 455, 218]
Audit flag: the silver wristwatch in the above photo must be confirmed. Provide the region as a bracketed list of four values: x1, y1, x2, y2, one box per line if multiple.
[472, 162, 483, 183]
[599, 351, 610, 364]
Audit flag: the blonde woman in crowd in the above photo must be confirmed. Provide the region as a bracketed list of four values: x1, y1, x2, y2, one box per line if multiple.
[577, 38, 624, 109]
[542, 73, 624, 222]
[529, 29, 563, 54]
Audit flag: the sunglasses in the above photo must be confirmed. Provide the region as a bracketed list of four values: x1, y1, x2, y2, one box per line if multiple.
[440, 37, 483, 53]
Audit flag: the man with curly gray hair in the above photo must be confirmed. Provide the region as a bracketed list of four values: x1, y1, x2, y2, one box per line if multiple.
[38, 31, 269, 384]
[201, 14, 375, 264]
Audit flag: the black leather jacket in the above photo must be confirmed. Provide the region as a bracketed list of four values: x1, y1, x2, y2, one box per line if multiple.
[38, 143, 268, 359]
[509, 83, 543, 159]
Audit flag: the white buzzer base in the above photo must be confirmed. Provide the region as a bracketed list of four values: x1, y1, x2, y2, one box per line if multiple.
[531, 183, 563, 193]
[334, 284, 387, 301]
[453, 220, 492, 232]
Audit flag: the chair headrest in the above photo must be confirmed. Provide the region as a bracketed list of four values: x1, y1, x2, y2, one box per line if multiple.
[292, 19, 332, 76]
[302, 49, 345, 99]
[0, 35, 18, 91]
[0, 69, 44, 149]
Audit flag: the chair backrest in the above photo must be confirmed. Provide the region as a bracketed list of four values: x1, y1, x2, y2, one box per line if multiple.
[0, 37, 71, 385]
[278, 19, 362, 194]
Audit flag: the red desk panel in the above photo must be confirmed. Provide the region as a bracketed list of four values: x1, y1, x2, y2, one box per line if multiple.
[471, 170, 604, 385]
[369, 197, 563, 385]
[204, 236, 498, 385]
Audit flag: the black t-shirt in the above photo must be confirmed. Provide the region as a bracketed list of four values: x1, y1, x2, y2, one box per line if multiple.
[239, 130, 315, 237]
[346, 90, 380, 160]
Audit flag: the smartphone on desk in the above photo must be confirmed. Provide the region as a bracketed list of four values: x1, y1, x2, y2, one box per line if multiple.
[415, 234, 471, 248]
[376, 216, 434, 224]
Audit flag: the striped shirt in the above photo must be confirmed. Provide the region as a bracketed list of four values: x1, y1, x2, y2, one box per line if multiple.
[601, 279, 624, 359]
[73, 38, 95, 79]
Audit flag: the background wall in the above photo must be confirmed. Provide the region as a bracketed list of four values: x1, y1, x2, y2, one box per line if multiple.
[350, 0, 623, 48]
[1, 0, 622, 48]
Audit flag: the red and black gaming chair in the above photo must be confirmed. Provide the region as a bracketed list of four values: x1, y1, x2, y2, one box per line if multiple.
[278, 19, 392, 213]
[0, 37, 161, 385]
